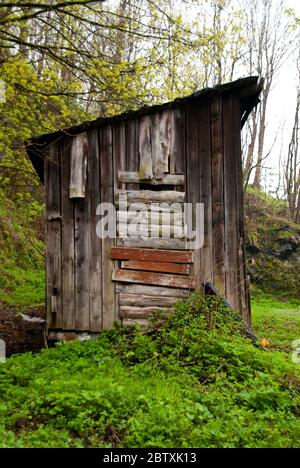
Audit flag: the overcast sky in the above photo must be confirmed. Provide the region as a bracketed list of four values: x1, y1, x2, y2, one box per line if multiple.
[264, 0, 300, 192]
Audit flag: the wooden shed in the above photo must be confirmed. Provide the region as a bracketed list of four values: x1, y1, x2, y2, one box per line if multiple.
[27, 76, 263, 336]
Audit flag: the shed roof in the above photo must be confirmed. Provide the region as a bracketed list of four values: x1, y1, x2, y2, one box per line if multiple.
[26, 76, 263, 182]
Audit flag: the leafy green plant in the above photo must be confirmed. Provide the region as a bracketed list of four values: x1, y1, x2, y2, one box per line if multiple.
[1, 293, 300, 448]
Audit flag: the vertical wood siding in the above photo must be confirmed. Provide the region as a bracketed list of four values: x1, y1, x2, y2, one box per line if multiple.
[61, 138, 75, 330]
[199, 98, 213, 284]
[88, 130, 102, 331]
[45, 143, 62, 330]
[223, 93, 239, 311]
[211, 96, 225, 296]
[100, 125, 116, 329]
[45, 93, 249, 332]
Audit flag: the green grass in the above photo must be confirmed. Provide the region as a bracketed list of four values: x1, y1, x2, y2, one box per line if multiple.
[0, 196, 45, 307]
[1, 293, 300, 448]
[252, 294, 300, 351]
[0, 264, 45, 307]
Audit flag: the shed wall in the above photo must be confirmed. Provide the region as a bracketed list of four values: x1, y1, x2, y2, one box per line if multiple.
[44, 90, 250, 333]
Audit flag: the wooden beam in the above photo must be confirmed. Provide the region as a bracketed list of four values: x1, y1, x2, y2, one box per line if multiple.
[117, 223, 185, 238]
[199, 98, 213, 284]
[45, 144, 62, 330]
[111, 246, 194, 263]
[100, 125, 116, 329]
[121, 260, 190, 275]
[125, 118, 138, 190]
[234, 95, 250, 324]
[73, 135, 90, 330]
[114, 123, 126, 191]
[117, 203, 184, 214]
[112, 269, 195, 289]
[119, 293, 180, 307]
[116, 283, 190, 298]
[88, 129, 102, 332]
[223, 94, 239, 311]
[61, 138, 75, 330]
[117, 210, 184, 226]
[211, 96, 225, 296]
[186, 101, 200, 288]
[116, 238, 188, 250]
[118, 172, 184, 185]
[74, 198, 90, 330]
[115, 189, 185, 204]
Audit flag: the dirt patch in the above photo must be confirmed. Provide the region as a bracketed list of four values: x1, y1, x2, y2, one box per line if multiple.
[0, 305, 46, 356]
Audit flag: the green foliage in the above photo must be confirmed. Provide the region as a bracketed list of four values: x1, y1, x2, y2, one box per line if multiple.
[0, 56, 85, 169]
[1, 293, 300, 448]
[0, 196, 44, 306]
[245, 186, 300, 299]
[0, 55, 88, 306]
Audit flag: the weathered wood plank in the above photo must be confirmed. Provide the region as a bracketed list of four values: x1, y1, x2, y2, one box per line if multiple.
[88, 130, 102, 331]
[114, 123, 126, 190]
[125, 118, 138, 190]
[117, 210, 184, 226]
[69, 133, 88, 198]
[223, 93, 238, 310]
[111, 246, 194, 263]
[118, 223, 185, 238]
[199, 98, 213, 284]
[116, 283, 190, 298]
[116, 237, 187, 250]
[139, 115, 153, 179]
[233, 94, 249, 323]
[100, 124, 116, 328]
[115, 190, 185, 204]
[120, 306, 172, 319]
[211, 96, 225, 296]
[143, 110, 171, 179]
[46, 232, 61, 327]
[113, 122, 126, 325]
[185, 101, 201, 287]
[117, 203, 184, 214]
[45, 143, 62, 330]
[119, 293, 180, 307]
[60, 138, 75, 330]
[118, 171, 184, 185]
[150, 112, 163, 178]
[112, 269, 196, 289]
[170, 108, 185, 175]
[159, 110, 171, 174]
[74, 218, 89, 329]
[121, 260, 190, 275]
[74, 168, 90, 330]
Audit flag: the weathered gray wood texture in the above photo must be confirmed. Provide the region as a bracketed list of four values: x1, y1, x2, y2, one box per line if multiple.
[44, 91, 250, 332]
